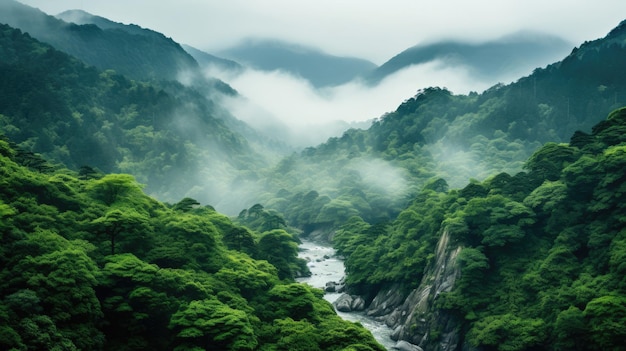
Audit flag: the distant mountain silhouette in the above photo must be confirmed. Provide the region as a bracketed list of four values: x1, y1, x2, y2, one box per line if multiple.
[57, 10, 242, 74]
[181, 44, 243, 72]
[367, 31, 572, 85]
[218, 38, 377, 88]
[0, 1, 199, 81]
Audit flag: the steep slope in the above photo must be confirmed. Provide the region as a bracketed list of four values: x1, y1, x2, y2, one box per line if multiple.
[218, 38, 377, 87]
[0, 0, 200, 81]
[338, 107, 626, 350]
[254, 19, 626, 235]
[182, 43, 243, 72]
[0, 23, 263, 212]
[0, 137, 385, 351]
[367, 31, 572, 85]
[55, 10, 244, 74]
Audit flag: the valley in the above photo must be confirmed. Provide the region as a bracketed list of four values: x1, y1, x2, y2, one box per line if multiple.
[2, 1, 626, 350]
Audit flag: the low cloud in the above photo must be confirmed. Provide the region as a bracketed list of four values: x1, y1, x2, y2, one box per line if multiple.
[209, 60, 501, 148]
[347, 157, 409, 199]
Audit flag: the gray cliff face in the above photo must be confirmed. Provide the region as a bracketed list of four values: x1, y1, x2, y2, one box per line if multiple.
[366, 231, 471, 351]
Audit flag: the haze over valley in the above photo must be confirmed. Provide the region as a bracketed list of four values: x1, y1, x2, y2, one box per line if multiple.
[15, 0, 624, 148]
[3, 1, 626, 350]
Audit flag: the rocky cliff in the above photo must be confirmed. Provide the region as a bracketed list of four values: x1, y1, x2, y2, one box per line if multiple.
[366, 230, 469, 351]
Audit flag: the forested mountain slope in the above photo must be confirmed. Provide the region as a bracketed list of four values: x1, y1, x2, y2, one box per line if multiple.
[255, 20, 626, 235]
[0, 0, 200, 82]
[2, 2, 626, 350]
[0, 137, 384, 351]
[366, 31, 572, 85]
[334, 107, 626, 351]
[55, 9, 244, 75]
[0, 23, 265, 211]
[218, 38, 377, 88]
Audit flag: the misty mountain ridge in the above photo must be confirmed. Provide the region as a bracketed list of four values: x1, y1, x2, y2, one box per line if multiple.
[0, 0, 200, 82]
[367, 30, 573, 85]
[4, 3, 626, 349]
[56, 9, 244, 74]
[181, 43, 243, 73]
[218, 38, 378, 88]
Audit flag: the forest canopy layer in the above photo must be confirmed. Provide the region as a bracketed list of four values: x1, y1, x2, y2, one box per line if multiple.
[3, 7, 626, 350]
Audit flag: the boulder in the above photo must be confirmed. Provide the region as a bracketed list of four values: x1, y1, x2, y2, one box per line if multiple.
[333, 293, 354, 312]
[325, 281, 337, 292]
[350, 296, 366, 311]
[392, 340, 423, 351]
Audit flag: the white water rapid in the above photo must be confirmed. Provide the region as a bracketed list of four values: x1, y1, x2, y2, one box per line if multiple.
[296, 239, 396, 350]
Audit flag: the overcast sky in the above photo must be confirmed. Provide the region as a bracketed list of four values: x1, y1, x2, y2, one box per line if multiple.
[15, 0, 626, 146]
[18, 0, 626, 65]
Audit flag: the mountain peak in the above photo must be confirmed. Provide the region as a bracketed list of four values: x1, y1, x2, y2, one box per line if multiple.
[607, 18, 626, 38]
[218, 37, 377, 88]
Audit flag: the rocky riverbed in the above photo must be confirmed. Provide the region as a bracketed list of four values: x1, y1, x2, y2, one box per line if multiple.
[296, 239, 396, 350]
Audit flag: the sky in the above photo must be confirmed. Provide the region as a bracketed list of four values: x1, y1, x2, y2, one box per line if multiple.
[16, 0, 626, 145]
[18, 0, 626, 64]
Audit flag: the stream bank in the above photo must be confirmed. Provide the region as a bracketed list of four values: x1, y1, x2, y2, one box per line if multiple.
[295, 240, 396, 350]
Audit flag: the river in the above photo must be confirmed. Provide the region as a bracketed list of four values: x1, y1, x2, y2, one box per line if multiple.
[295, 239, 396, 350]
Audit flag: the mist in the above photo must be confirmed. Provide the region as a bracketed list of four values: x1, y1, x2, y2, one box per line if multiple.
[207, 59, 503, 148]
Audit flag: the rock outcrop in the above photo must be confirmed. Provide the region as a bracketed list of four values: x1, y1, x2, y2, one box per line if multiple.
[392, 340, 424, 351]
[334, 293, 366, 312]
[366, 230, 467, 351]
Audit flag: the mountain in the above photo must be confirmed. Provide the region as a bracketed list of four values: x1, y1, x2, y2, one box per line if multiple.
[367, 31, 573, 85]
[0, 22, 268, 212]
[0, 0, 200, 81]
[339, 107, 626, 351]
[218, 38, 377, 87]
[244, 19, 626, 351]
[251, 18, 626, 240]
[241, 19, 626, 351]
[0, 133, 385, 351]
[182, 44, 243, 72]
[55, 9, 243, 74]
[3, 1, 626, 349]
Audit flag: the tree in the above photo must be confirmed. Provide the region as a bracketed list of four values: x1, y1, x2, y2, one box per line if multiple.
[583, 295, 626, 349]
[169, 299, 257, 351]
[256, 230, 301, 280]
[10, 247, 104, 350]
[91, 208, 150, 255]
[87, 174, 146, 206]
[467, 314, 546, 351]
[222, 227, 256, 255]
[172, 197, 200, 212]
[553, 306, 586, 350]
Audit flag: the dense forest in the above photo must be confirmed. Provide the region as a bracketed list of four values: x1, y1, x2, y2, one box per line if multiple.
[3, 1, 626, 349]
[253, 20, 626, 236]
[334, 107, 626, 350]
[0, 21, 281, 214]
[0, 136, 385, 351]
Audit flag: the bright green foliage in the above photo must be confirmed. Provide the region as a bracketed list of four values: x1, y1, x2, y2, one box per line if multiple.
[0, 23, 265, 211]
[4, 13, 626, 351]
[0, 140, 382, 350]
[326, 108, 626, 350]
[256, 229, 307, 280]
[467, 314, 546, 351]
[169, 299, 257, 351]
[583, 295, 626, 350]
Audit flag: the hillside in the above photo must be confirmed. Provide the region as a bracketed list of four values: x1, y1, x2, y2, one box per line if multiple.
[55, 9, 244, 74]
[0, 0, 200, 81]
[182, 43, 243, 72]
[0, 23, 266, 212]
[252, 21, 626, 235]
[334, 107, 626, 350]
[0, 136, 385, 351]
[366, 31, 572, 85]
[3, 3, 626, 349]
[218, 38, 377, 87]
